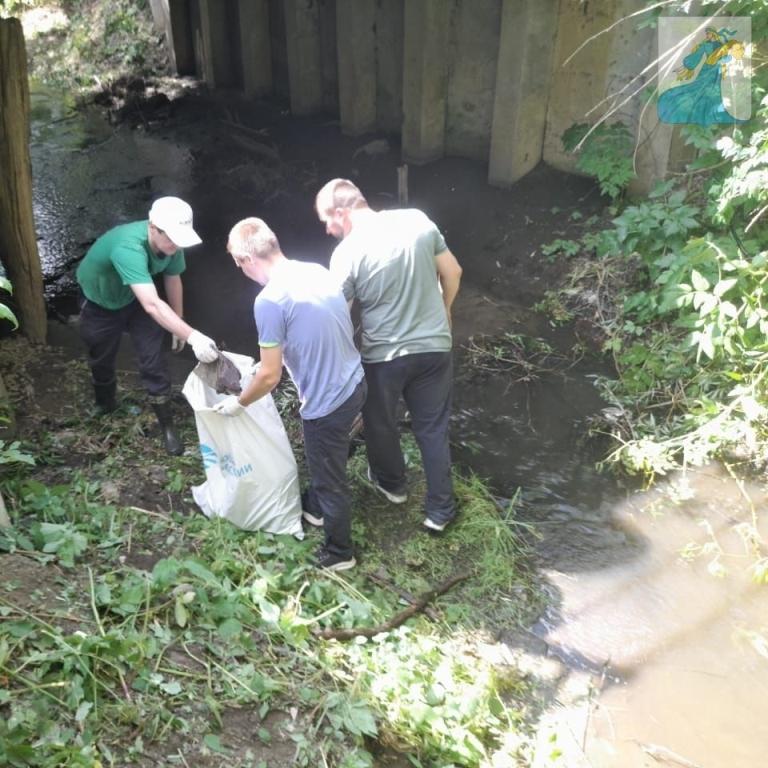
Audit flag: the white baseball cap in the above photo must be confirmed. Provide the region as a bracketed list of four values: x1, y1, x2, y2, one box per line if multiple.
[148, 196, 202, 248]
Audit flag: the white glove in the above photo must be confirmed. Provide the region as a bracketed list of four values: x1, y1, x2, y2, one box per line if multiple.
[213, 395, 244, 416]
[188, 330, 218, 363]
[171, 334, 185, 353]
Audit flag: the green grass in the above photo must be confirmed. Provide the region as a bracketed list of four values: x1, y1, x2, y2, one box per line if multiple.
[0, 340, 545, 767]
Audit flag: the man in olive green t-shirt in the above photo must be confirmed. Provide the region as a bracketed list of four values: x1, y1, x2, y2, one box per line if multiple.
[76, 196, 218, 455]
[315, 179, 463, 533]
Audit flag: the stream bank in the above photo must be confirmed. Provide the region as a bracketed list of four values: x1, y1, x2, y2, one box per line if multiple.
[10, 80, 768, 767]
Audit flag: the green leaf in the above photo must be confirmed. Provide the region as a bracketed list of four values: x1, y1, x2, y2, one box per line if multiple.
[218, 617, 243, 640]
[714, 278, 738, 297]
[174, 597, 188, 628]
[258, 599, 280, 625]
[203, 734, 229, 754]
[0, 304, 18, 330]
[160, 680, 182, 695]
[691, 270, 709, 291]
[343, 703, 378, 737]
[75, 700, 93, 723]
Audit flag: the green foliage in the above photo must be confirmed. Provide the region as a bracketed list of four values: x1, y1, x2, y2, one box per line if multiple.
[540, 239, 581, 261]
[0, 440, 34, 467]
[0, 0, 36, 17]
[0, 276, 19, 331]
[21, 0, 162, 90]
[562, 122, 636, 201]
[554, 48, 768, 479]
[0, 462, 535, 766]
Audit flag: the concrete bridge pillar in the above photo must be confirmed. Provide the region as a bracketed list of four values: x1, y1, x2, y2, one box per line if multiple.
[336, 0, 377, 136]
[488, 0, 559, 186]
[284, 0, 324, 115]
[198, 0, 237, 86]
[402, 0, 449, 164]
[149, 0, 195, 75]
[238, 0, 272, 96]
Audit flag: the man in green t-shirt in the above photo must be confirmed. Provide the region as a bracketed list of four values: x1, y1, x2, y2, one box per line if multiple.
[76, 196, 218, 455]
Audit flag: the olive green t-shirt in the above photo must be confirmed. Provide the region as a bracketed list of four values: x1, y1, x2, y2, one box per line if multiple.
[76, 220, 186, 310]
[329, 209, 452, 363]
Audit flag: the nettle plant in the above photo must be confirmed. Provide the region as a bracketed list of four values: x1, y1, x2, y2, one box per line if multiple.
[562, 121, 636, 202]
[594, 96, 768, 477]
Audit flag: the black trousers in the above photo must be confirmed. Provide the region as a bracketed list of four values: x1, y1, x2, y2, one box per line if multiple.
[79, 297, 170, 398]
[363, 351, 455, 525]
[303, 380, 366, 559]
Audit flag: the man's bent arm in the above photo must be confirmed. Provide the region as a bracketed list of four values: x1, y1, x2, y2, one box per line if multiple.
[435, 248, 462, 321]
[131, 282, 194, 339]
[238, 346, 283, 406]
[163, 274, 184, 319]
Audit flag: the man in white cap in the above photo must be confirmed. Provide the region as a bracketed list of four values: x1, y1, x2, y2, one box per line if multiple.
[76, 196, 218, 454]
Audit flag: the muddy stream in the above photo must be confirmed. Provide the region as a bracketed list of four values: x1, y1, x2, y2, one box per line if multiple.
[28, 83, 767, 768]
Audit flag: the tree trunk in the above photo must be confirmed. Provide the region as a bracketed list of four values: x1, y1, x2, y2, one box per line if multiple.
[0, 18, 47, 343]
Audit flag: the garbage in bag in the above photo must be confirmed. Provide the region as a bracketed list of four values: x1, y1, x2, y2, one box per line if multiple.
[193, 352, 242, 395]
[182, 351, 303, 537]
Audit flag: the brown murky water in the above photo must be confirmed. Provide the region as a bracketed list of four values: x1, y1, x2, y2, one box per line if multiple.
[29, 84, 768, 768]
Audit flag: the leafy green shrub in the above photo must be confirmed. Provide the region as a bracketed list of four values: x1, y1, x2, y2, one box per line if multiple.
[562, 122, 636, 202]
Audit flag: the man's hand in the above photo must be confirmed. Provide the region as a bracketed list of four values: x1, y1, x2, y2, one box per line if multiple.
[188, 330, 218, 363]
[213, 395, 244, 416]
[171, 334, 186, 353]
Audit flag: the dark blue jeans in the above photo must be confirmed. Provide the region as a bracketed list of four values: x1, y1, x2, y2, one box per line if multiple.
[79, 297, 170, 398]
[303, 379, 366, 559]
[363, 351, 455, 525]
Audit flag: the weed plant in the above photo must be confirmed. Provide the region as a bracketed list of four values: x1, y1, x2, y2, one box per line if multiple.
[0, 344, 542, 767]
[533, 2, 768, 636]
[2, 0, 167, 90]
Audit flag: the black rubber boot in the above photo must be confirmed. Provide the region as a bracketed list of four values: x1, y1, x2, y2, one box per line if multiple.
[93, 380, 117, 414]
[152, 401, 183, 456]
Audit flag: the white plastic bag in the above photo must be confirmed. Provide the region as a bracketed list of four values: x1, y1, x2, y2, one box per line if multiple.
[182, 351, 303, 537]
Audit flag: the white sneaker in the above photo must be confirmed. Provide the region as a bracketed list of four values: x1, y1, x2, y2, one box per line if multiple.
[366, 466, 407, 504]
[422, 517, 447, 533]
[302, 510, 324, 527]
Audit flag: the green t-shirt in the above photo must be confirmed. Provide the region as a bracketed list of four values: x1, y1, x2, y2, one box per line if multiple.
[76, 220, 186, 310]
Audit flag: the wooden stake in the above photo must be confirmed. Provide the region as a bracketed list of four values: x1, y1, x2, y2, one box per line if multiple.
[397, 164, 409, 206]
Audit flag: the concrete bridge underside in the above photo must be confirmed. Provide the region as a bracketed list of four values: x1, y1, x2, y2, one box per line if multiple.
[150, 0, 687, 192]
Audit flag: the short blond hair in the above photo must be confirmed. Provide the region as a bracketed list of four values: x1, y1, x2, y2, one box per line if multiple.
[315, 178, 367, 215]
[228, 217, 281, 260]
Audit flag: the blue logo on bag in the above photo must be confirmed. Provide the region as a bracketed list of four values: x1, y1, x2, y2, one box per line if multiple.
[200, 444, 218, 470]
[199, 444, 253, 477]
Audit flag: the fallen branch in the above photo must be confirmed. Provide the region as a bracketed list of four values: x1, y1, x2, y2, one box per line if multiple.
[317, 572, 470, 641]
[366, 569, 442, 622]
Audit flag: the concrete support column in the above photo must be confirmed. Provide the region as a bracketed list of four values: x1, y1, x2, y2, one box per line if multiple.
[284, 0, 324, 115]
[198, 0, 235, 86]
[375, 0, 404, 133]
[238, 0, 272, 96]
[543, 0, 655, 178]
[336, 0, 377, 135]
[149, 0, 194, 75]
[402, 0, 449, 164]
[488, 0, 559, 186]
